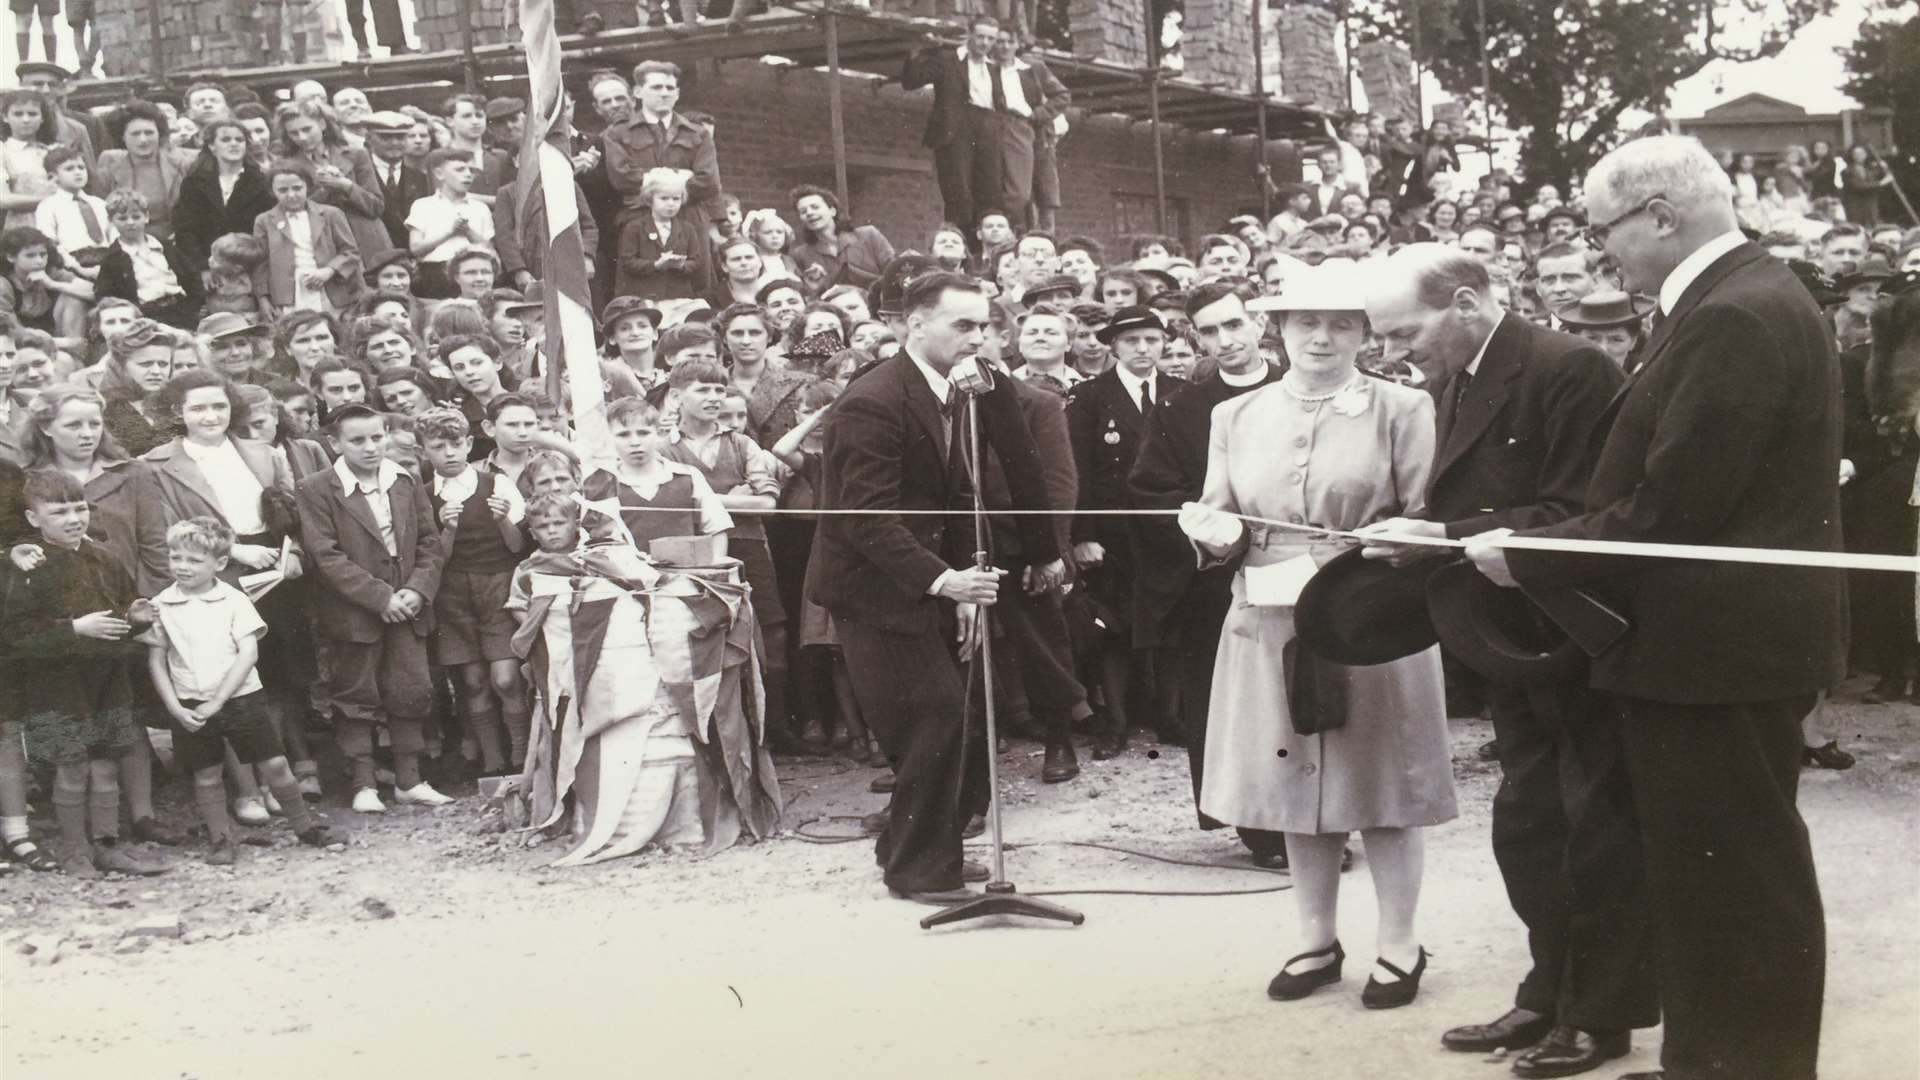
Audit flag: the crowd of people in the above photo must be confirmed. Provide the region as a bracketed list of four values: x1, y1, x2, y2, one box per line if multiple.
[0, 33, 1913, 1079]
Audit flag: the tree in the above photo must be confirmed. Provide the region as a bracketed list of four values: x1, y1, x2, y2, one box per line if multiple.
[1839, 6, 1920, 222]
[1350, 0, 1835, 187]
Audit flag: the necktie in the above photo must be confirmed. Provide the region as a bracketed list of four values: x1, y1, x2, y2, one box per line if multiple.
[991, 65, 1008, 113]
[388, 163, 401, 189]
[77, 198, 104, 244]
[1138, 378, 1153, 414]
[1438, 368, 1473, 449]
[937, 393, 955, 456]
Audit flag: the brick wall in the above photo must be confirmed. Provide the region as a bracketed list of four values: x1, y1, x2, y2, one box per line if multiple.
[1070, 0, 1150, 69]
[94, 0, 268, 77]
[415, 0, 514, 53]
[684, 61, 1267, 254]
[1355, 36, 1415, 123]
[1180, 0, 1255, 93]
[1277, 2, 1342, 112]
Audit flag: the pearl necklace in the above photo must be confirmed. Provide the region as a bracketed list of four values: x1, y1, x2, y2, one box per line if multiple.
[1278, 373, 1359, 403]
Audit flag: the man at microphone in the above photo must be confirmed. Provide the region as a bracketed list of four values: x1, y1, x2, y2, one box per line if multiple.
[808, 271, 1060, 905]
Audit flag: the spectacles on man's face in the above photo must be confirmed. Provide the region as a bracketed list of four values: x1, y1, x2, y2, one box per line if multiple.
[1584, 192, 1666, 248]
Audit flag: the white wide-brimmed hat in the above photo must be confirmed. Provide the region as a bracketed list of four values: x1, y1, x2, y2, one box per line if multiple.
[1246, 259, 1369, 313]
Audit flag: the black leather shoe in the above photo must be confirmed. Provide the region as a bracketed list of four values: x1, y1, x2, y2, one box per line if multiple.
[869, 771, 896, 794]
[860, 810, 888, 837]
[1266, 940, 1343, 1000]
[1090, 731, 1126, 760]
[1802, 740, 1855, 770]
[1042, 737, 1080, 783]
[961, 813, 985, 839]
[1511, 1026, 1630, 1078]
[1861, 675, 1907, 703]
[1441, 1006, 1554, 1052]
[888, 885, 979, 906]
[961, 859, 988, 883]
[1615, 1072, 1664, 1079]
[1360, 947, 1428, 1009]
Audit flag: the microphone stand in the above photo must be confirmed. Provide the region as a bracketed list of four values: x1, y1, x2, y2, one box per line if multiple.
[921, 372, 1084, 930]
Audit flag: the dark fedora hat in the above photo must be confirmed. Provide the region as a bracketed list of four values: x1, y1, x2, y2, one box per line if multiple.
[1425, 560, 1587, 683]
[1095, 305, 1167, 344]
[1136, 267, 1180, 293]
[1835, 253, 1897, 290]
[1559, 289, 1654, 330]
[1293, 548, 1439, 666]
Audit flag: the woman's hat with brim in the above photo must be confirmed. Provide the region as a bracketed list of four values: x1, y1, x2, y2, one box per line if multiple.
[1424, 559, 1587, 683]
[196, 311, 268, 341]
[787, 330, 845, 368]
[504, 281, 544, 314]
[1246, 260, 1369, 313]
[1135, 267, 1180, 293]
[1786, 260, 1845, 307]
[1835, 253, 1897, 290]
[1558, 289, 1654, 330]
[1293, 547, 1440, 666]
[1095, 306, 1167, 345]
[599, 295, 663, 334]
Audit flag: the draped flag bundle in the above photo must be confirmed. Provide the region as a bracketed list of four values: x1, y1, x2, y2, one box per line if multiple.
[515, 0, 610, 456]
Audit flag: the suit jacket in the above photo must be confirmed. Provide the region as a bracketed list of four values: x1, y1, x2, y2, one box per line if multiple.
[902, 45, 980, 150]
[601, 113, 721, 219]
[1425, 315, 1622, 538]
[368, 155, 433, 251]
[295, 465, 445, 644]
[1127, 367, 1279, 647]
[808, 353, 1057, 634]
[299, 143, 395, 265]
[89, 148, 197, 237]
[252, 203, 363, 313]
[1018, 57, 1071, 146]
[494, 173, 600, 283]
[94, 233, 205, 315]
[1506, 242, 1847, 703]
[1013, 375, 1077, 555]
[614, 212, 710, 301]
[1067, 368, 1168, 547]
[172, 156, 276, 272]
[140, 436, 292, 531]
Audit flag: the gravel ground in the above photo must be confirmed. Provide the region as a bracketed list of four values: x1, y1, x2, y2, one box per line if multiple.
[4, 676, 1918, 1080]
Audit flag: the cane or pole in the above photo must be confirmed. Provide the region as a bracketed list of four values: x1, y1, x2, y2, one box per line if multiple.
[921, 375, 1084, 930]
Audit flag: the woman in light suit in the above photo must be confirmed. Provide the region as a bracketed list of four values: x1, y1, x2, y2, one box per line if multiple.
[141, 369, 323, 818]
[91, 101, 197, 242]
[1180, 262, 1456, 1009]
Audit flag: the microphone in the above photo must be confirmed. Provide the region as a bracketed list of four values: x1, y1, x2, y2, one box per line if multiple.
[949, 354, 996, 396]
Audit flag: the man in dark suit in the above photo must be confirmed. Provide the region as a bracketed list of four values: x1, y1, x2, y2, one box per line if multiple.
[809, 271, 1060, 904]
[363, 112, 434, 251]
[1068, 306, 1176, 758]
[1466, 136, 1841, 1080]
[988, 35, 1071, 229]
[902, 17, 1009, 242]
[1362, 245, 1653, 1078]
[1127, 281, 1286, 863]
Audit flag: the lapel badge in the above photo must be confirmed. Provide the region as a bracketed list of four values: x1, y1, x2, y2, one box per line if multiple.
[1103, 430, 1121, 445]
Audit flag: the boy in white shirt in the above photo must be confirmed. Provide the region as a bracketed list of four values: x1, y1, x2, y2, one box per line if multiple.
[145, 517, 346, 865]
[33, 145, 112, 276]
[406, 147, 494, 299]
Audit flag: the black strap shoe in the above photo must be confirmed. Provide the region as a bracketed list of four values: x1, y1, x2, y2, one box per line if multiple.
[1360, 947, 1428, 1009]
[1266, 940, 1343, 1000]
[1441, 1006, 1554, 1052]
[1511, 1026, 1630, 1078]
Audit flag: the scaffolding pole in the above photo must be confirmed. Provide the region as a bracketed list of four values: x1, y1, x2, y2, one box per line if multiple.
[1252, 0, 1270, 220]
[824, 7, 851, 213]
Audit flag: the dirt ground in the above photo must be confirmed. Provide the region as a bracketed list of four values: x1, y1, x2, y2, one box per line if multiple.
[4, 676, 1919, 1080]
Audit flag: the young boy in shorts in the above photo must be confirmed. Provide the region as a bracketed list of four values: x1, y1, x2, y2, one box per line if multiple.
[417, 407, 530, 775]
[145, 517, 347, 864]
[0, 470, 167, 877]
[296, 402, 453, 813]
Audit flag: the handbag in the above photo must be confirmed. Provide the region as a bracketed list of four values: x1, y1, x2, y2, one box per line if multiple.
[1283, 638, 1349, 736]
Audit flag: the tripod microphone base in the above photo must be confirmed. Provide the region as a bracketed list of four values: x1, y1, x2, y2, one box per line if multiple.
[918, 883, 1086, 929]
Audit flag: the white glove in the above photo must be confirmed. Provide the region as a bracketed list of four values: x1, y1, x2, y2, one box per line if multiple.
[1178, 502, 1244, 550]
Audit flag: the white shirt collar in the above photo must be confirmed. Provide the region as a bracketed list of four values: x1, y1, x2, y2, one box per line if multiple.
[1658, 229, 1746, 316]
[907, 351, 953, 406]
[333, 455, 403, 496]
[1465, 311, 1505, 378]
[180, 436, 234, 463]
[1113, 365, 1154, 406]
[1218, 363, 1269, 388]
[155, 579, 238, 605]
[433, 464, 476, 496]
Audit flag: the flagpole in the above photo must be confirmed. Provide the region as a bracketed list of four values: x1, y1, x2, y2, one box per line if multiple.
[518, 0, 610, 460]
